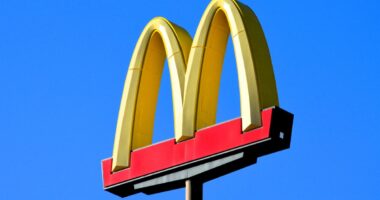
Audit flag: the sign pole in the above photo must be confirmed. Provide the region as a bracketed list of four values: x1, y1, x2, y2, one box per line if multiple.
[186, 179, 203, 200]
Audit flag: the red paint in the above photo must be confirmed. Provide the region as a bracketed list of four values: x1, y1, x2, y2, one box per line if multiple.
[102, 108, 273, 187]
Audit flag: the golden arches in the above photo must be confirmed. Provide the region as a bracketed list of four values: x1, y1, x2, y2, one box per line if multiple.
[182, 0, 278, 136]
[112, 0, 279, 172]
[112, 17, 192, 172]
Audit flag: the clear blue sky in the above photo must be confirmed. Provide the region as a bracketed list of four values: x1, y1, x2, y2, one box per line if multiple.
[1, 0, 379, 199]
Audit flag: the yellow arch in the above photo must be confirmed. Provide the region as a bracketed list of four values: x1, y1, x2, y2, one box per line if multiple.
[112, 17, 192, 172]
[181, 0, 278, 136]
[112, 0, 279, 172]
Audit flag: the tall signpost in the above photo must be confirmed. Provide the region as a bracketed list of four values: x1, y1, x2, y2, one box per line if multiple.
[102, 0, 294, 199]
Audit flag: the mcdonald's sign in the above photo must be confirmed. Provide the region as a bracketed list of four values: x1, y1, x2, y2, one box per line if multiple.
[102, 0, 293, 197]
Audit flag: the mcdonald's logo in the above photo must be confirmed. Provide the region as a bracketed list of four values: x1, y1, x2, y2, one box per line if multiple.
[102, 0, 293, 197]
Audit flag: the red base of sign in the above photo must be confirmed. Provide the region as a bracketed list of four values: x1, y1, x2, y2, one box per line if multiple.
[102, 107, 293, 197]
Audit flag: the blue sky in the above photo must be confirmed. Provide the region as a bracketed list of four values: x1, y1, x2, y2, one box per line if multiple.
[1, 0, 379, 199]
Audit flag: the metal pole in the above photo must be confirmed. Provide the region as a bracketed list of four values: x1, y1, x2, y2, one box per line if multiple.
[186, 179, 203, 200]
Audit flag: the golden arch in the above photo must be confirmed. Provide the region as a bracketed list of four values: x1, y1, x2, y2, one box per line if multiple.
[112, 0, 278, 172]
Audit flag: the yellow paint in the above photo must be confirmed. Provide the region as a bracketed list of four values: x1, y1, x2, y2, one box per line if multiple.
[111, 17, 191, 172]
[112, 0, 279, 172]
